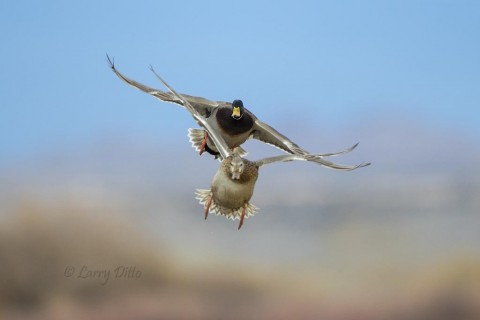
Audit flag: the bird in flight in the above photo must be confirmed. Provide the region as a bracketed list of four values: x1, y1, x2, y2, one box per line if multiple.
[107, 55, 370, 229]
[144, 65, 370, 229]
[107, 55, 359, 161]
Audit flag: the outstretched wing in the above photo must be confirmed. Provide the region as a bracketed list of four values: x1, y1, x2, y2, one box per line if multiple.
[250, 118, 362, 160]
[106, 54, 222, 117]
[256, 154, 370, 171]
[250, 118, 311, 155]
[148, 66, 233, 160]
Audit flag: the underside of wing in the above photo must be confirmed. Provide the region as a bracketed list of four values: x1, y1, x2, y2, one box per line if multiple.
[107, 55, 222, 117]
[256, 154, 371, 171]
[250, 118, 309, 155]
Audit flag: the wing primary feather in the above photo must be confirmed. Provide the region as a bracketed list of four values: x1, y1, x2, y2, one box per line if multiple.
[256, 153, 371, 171]
[313, 142, 359, 157]
[150, 69, 232, 160]
[107, 55, 183, 106]
[148, 66, 197, 115]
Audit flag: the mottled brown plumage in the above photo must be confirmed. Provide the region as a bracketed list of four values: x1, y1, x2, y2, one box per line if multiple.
[197, 155, 259, 228]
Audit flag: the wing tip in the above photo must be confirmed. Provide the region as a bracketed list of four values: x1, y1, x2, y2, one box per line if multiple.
[105, 53, 115, 70]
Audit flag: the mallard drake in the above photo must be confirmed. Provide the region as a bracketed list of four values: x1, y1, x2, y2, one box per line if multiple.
[107, 55, 358, 158]
[153, 70, 371, 229]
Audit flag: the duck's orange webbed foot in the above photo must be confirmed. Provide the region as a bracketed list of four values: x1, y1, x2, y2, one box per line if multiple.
[199, 131, 208, 155]
[238, 204, 247, 230]
[204, 193, 213, 220]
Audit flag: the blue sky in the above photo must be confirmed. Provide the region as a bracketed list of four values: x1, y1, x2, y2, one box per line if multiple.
[1, 0, 479, 165]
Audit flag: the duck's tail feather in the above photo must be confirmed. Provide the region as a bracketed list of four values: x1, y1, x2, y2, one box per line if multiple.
[188, 128, 248, 157]
[195, 189, 258, 221]
[188, 128, 206, 152]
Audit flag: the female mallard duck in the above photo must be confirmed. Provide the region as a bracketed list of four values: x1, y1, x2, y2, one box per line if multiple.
[196, 146, 370, 229]
[195, 152, 364, 230]
[154, 71, 371, 229]
[107, 55, 358, 158]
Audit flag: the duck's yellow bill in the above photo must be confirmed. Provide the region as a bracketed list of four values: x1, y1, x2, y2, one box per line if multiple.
[232, 106, 241, 118]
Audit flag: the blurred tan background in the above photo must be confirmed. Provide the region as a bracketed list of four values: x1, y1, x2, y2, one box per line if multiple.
[1, 119, 479, 320]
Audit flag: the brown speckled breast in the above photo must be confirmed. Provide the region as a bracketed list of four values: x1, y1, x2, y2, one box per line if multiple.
[221, 158, 259, 184]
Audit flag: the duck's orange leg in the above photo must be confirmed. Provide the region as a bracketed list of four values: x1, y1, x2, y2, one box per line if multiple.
[199, 131, 208, 155]
[238, 204, 247, 230]
[204, 194, 213, 220]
